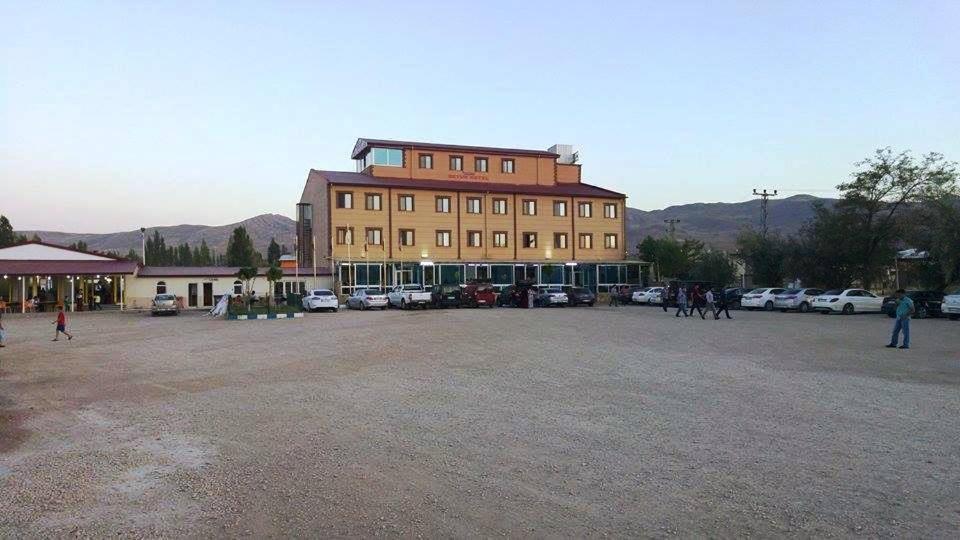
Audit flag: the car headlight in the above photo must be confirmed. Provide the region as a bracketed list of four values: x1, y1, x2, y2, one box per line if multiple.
[829, 298, 839, 303]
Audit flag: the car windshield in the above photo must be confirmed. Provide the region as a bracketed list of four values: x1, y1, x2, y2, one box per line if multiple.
[747, 288, 766, 294]
[822, 289, 843, 295]
[155, 294, 175, 301]
[572, 288, 589, 294]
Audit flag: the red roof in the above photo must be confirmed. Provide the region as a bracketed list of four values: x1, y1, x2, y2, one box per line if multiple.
[0, 259, 139, 276]
[351, 138, 559, 159]
[310, 170, 625, 198]
[137, 266, 330, 277]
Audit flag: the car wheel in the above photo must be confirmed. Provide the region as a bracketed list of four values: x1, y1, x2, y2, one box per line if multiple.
[587, 302, 594, 307]
[400, 299, 407, 310]
[732, 301, 741, 310]
[764, 301, 774, 311]
[359, 303, 365, 311]
[916, 306, 928, 319]
[842, 303, 854, 315]
[799, 302, 810, 313]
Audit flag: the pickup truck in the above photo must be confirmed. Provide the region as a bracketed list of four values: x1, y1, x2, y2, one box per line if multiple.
[388, 284, 433, 309]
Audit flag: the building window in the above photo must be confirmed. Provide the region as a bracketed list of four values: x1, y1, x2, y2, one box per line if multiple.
[450, 155, 463, 171]
[493, 231, 508, 247]
[466, 197, 482, 214]
[336, 191, 353, 209]
[436, 230, 451, 247]
[366, 228, 382, 245]
[233, 280, 242, 295]
[604, 233, 618, 249]
[492, 198, 507, 215]
[399, 229, 415, 247]
[336, 227, 354, 245]
[466, 230, 482, 247]
[398, 194, 415, 212]
[579, 233, 593, 249]
[501, 158, 515, 174]
[365, 193, 382, 211]
[418, 153, 433, 169]
[435, 196, 451, 213]
[553, 200, 567, 217]
[604, 202, 618, 219]
[522, 199, 537, 216]
[578, 202, 593, 218]
[371, 147, 403, 167]
[554, 233, 568, 249]
[156, 281, 167, 294]
[522, 232, 537, 248]
[475, 157, 488, 173]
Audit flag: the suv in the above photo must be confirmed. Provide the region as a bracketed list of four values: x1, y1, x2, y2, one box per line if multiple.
[881, 290, 943, 319]
[431, 285, 462, 309]
[462, 280, 497, 308]
[496, 280, 537, 308]
[722, 287, 748, 310]
[773, 288, 824, 313]
[563, 286, 596, 307]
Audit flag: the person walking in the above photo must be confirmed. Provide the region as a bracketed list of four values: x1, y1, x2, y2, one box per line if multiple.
[94, 292, 102, 311]
[886, 289, 914, 349]
[661, 284, 672, 313]
[714, 289, 733, 319]
[0, 311, 7, 348]
[51, 306, 73, 341]
[674, 287, 689, 317]
[703, 289, 718, 320]
[609, 285, 621, 307]
[690, 285, 705, 319]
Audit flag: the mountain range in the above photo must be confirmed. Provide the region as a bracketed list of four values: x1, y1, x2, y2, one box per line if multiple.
[17, 195, 832, 257]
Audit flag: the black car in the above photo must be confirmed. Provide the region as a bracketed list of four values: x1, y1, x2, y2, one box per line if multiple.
[609, 284, 645, 304]
[431, 285, 462, 308]
[563, 286, 596, 306]
[496, 280, 537, 307]
[722, 287, 749, 310]
[881, 290, 942, 319]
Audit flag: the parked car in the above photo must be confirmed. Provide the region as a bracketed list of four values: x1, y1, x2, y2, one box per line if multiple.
[943, 286, 960, 320]
[563, 286, 596, 306]
[632, 286, 664, 305]
[740, 287, 787, 311]
[301, 288, 339, 312]
[462, 280, 497, 308]
[151, 293, 179, 316]
[535, 286, 569, 307]
[387, 284, 432, 309]
[811, 288, 884, 314]
[722, 287, 748, 310]
[773, 288, 824, 313]
[346, 288, 389, 310]
[496, 280, 537, 307]
[431, 285, 462, 308]
[881, 290, 942, 319]
[611, 285, 646, 304]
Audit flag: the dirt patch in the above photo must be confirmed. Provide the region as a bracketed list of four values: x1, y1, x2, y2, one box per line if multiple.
[0, 408, 30, 453]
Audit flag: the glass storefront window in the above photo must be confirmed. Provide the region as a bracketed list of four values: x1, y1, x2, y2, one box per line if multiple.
[491, 265, 513, 286]
[541, 264, 564, 285]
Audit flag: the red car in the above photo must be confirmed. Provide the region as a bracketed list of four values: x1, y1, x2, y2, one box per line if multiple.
[462, 280, 497, 308]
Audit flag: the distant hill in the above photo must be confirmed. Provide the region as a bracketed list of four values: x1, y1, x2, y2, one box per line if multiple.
[626, 194, 834, 251]
[17, 195, 832, 258]
[18, 214, 297, 256]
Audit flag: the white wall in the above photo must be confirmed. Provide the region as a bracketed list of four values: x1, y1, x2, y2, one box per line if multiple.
[124, 274, 333, 309]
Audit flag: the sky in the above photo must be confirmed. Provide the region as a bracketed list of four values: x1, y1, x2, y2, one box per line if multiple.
[2, 1, 958, 233]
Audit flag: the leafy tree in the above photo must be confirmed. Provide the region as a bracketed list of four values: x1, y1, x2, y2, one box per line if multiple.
[0, 215, 17, 247]
[69, 240, 89, 251]
[265, 264, 284, 313]
[267, 238, 282, 265]
[736, 229, 786, 286]
[226, 227, 258, 267]
[235, 266, 259, 301]
[125, 248, 143, 263]
[197, 239, 212, 266]
[636, 235, 701, 280]
[690, 251, 737, 287]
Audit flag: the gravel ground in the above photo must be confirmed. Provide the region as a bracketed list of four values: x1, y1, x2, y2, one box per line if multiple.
[1, 306, 958, 537]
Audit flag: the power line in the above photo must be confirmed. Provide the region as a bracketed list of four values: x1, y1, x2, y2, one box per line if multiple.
[752, 189, 778, 236]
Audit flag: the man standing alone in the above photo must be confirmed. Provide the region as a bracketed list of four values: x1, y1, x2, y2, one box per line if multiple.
[886, 289, 914, 349]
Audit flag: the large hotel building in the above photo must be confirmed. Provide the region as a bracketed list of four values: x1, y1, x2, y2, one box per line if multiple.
[297, 138, 642, 294]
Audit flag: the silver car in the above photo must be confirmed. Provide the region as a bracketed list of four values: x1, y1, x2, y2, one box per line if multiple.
[346, 289, 389, 310]
[151, 293, 179, 316]
[773, 288, 824, 313]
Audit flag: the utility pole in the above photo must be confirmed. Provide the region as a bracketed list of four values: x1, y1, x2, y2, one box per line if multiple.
[663, 219, 680, 239]
[140, 227, 147, 265]
[752, 189, 778, 236]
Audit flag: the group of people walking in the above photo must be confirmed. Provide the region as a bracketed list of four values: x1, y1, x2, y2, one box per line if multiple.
[662, 284, 732, 320]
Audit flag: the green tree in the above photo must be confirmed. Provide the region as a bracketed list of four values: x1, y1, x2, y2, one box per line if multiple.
[69, 240, 89, 251]
[0, 215, 17, 247]
[265, 264, 284, 313]
[736, 229, 786, 286]
[198, 239, 212, 266]
[690, 251, 737, 287]
[267, 238, 282, 265]
[226, 227, 258, 267]
[636, 235, 701, 280]
[125, 248, 142, 263]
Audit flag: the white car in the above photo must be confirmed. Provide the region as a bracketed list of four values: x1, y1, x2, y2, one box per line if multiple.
[773, 288, 824, 313]
[387, 284, 432, 309]
[941, 286, 960, 320]
[811, 288, 884, 315]
[740, 288, 786, 311]
[346, 289, 389, 310]
[535, 287, 569, 307]
[632, 287, 664, 304]
[302, 289, 339, 312]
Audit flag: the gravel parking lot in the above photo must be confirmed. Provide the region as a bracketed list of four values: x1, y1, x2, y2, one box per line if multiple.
[1, 306, 958, 537]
